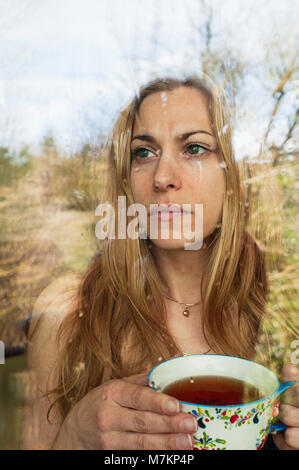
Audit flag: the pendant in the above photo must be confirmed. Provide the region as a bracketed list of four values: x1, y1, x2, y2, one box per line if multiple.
[183, 309, 190, 317]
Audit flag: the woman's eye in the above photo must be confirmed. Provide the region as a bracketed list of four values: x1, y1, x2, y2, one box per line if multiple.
[186, 144, 208, 156]
[132, 147, 155, 160]
[131, 144, 208, 160]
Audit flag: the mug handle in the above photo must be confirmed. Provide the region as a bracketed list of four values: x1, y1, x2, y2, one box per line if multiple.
[270, 381, 298, 434]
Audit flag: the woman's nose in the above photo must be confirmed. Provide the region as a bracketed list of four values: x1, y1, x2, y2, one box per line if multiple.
[153, 155, 182, 192]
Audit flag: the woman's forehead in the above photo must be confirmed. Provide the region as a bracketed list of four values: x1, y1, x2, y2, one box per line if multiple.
[133, 87, 212, 136]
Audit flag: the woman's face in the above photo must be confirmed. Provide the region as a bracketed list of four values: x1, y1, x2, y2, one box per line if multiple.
[130, 86, 226, 250]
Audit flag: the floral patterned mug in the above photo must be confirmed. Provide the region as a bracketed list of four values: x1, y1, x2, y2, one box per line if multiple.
[149, 355, 297, 450]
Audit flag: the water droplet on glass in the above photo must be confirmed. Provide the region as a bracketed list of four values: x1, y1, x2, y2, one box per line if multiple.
[73, 189, 84, 200]
[77, 362, 85, 371]
[196, 160, 203, 171]
[160, 92, 168, 106]
[218, 124, 228, 136]
[285, 142, 295, 152]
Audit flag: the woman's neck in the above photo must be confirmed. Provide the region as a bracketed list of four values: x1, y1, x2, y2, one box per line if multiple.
[150, 243, 210, 304]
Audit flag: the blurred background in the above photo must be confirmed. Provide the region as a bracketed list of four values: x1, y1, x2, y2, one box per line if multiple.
[0, 0, 298, 449]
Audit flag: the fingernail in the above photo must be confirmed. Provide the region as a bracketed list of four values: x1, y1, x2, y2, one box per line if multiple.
[180, 417, 198, 433]
[177, 434, 193, 450]
[163, 398, 180, 414]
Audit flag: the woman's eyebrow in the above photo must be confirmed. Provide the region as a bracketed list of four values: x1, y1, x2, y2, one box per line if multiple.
[131, 129, 214, 144]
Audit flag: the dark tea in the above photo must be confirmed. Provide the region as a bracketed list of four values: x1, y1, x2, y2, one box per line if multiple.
[163, 375, 265, 406]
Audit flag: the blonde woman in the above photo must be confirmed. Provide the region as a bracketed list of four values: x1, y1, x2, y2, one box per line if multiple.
[20, 76, 299, 450]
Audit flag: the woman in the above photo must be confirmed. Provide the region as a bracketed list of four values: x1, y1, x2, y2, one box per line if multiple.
[20, 75, 299, 450]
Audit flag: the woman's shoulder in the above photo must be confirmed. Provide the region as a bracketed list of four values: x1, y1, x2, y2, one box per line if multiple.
[28, 273, 81, 341]
[22, 274, 82, 449]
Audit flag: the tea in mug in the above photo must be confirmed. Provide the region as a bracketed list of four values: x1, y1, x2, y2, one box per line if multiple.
[163, 375, 266, 406]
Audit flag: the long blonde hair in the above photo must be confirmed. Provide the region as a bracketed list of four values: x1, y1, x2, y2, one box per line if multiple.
[46, 75, 268, 421]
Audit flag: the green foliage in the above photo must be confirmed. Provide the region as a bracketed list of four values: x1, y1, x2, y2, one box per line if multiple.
[0, 147, 33, 187]
[254, 160, 299, 374]
[50, 151, 99, 211]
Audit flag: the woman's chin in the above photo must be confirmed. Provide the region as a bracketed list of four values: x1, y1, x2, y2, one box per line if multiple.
[146, 237, 204, 251]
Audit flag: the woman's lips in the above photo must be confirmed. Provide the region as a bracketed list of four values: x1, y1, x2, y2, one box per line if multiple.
[150, 210, 192, 221]
[157, 211, 187, 221]
[149, 204, 192, 221]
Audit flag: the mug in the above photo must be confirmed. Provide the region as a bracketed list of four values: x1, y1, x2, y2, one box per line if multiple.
[149, 354, 297, 450]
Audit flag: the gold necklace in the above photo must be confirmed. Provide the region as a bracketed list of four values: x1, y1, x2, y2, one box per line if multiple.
[162, 291, 202, 318]
[160, 291, 212, 355]
[182, 347, 212, 355]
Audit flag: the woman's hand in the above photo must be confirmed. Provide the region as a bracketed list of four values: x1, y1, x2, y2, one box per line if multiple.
[52, 371, 198, 450]
[273, 364, 299, 450]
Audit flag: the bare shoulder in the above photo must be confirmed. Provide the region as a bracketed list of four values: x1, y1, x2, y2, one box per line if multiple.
[32, 272, 81, 318]
[20, 273, 81, 449]
[28, 273, 81, 343]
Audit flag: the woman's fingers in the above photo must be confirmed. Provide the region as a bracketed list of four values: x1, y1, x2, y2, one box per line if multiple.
[95, 374, 198, 450]
[272, 364, 299, 450]
[109, 380, 181, 416]
[123, 371, 150, 386]
[273, 427, 299, 450]
[281, 364, 299, 406]
[100, 431, 194, 450]
[280, 404, 299, 427]
[98, 407, 198, 435]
